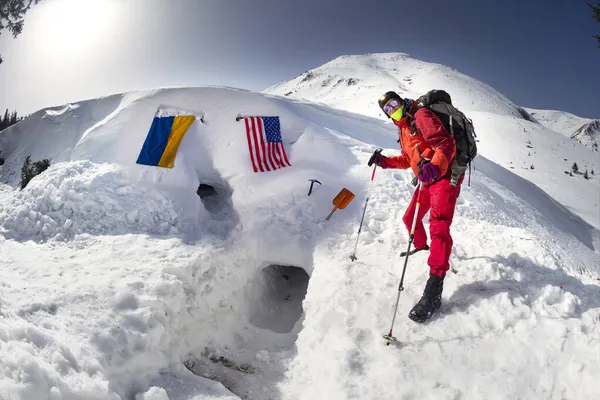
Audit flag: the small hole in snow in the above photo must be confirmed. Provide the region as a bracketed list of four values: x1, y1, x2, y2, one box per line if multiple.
[248, 264, 309, 334]
[196, 184, 221, 214]
[195, 182, 238, 239]
[197, 184, 217, 197]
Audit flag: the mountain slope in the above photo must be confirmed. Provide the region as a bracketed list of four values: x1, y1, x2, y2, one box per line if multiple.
[571, 119, 600, 150]
[525, 107, 599, 151]
[524, 108, 592, 134]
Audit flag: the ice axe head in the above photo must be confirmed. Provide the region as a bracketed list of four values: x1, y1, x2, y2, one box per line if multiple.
[308, 179, 321, 196]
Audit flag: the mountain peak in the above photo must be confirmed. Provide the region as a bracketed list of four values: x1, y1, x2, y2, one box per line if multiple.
[572, 119, 600, 150]
[265, 52, 533, 121]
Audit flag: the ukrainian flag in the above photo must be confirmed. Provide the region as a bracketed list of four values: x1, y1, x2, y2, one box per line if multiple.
[136, 114, 195, 168]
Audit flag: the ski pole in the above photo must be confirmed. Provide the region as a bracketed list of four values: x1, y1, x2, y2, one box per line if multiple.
[383, 180, 424, 345]
[349, 149, 382, 261]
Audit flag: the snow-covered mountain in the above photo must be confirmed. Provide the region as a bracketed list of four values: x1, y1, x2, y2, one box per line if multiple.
[0, 54, 599, 400]
[265, 52, 599, 152]
[264, 53, 540, 123]
[525, 107, 600, 151]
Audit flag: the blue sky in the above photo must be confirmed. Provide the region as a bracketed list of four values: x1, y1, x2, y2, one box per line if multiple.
[0, 0, 598, 118]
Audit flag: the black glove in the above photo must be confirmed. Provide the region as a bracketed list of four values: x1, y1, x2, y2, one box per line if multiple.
[367, 148, 386, 167]
[411, 176, 418, 186]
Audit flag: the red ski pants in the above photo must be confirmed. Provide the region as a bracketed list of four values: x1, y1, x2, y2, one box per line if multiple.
[402, 177, 463, 277]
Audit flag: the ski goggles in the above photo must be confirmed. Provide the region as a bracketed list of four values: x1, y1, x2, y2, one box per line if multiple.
[383, 99, 402, 115]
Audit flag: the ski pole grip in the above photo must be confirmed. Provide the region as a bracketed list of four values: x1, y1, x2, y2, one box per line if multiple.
[367, 148, 383, 167]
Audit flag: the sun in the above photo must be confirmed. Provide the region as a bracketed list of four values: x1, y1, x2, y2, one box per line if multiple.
[31, 0, 118, 56]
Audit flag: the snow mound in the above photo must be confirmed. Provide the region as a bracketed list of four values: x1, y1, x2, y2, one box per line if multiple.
[0, 316, 117, 400]
[0, 95, 123, 183]
[0, 160, 187, 241]
[0, 183, 13, 199]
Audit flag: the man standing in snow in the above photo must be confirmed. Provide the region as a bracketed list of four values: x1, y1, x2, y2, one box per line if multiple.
[369, 91, 463, 323]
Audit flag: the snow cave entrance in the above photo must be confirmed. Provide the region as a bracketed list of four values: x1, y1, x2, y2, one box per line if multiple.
[182, 263, 311, 397]
[196, 182, 238, 238]
[197, 183, 227, 215]
[248, 264, 310, 334]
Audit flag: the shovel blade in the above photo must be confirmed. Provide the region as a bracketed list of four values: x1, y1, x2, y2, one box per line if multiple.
[332, 188, 355, 210]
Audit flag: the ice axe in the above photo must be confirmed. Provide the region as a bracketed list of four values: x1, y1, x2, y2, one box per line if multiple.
[324, 188, 355, 221]
[307, 179, 321, 196]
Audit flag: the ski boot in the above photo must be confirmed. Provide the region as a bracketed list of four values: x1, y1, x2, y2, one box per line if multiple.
[408, 273, 444, 323]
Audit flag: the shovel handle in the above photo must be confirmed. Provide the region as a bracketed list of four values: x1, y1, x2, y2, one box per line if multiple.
[325, 206, 339, 221]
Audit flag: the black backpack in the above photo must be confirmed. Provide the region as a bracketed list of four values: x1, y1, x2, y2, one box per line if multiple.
[407, 90, 478, 186]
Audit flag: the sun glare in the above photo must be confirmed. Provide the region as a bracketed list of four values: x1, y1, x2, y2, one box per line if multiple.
[33, 0, 118, 57]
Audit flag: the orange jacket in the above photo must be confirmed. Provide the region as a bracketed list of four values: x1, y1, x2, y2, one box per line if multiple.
[383, 102, 456, 181]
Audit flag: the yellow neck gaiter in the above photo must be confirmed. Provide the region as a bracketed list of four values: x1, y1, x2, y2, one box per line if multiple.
[390, 105, 405, 121]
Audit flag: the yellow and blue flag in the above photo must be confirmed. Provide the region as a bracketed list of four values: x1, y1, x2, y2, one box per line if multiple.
[136, 112, 195, 168]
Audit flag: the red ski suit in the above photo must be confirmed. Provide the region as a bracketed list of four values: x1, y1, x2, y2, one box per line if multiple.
[381, 103, 463, 277]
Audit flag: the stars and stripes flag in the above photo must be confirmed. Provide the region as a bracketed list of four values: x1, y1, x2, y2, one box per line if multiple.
[244, 116, 291, 173]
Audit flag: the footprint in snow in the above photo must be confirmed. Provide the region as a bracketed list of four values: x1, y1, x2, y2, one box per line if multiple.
[392, 172, 405, 182]
[368, 220, 385, 234]
[367, 210, 390, 222]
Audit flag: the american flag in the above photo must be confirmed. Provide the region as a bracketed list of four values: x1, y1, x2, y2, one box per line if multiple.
[244, 116, 291, 173]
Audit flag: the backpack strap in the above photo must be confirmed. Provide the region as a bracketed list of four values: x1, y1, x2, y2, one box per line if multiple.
[405, 104, 422, 137]
[468, 162, 472, 186]
[407, 103, 445, 137]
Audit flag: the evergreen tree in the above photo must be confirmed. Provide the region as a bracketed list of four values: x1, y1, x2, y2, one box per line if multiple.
[20, 156, 51, 189]
[0, 0, 42, 64]
[0, 109, 23, 131]
[0, 108, 8, 130]
[572, 162, 579, 173]
[20, 155, 34, 189]
[588, 2, 600, 47]
[33, 158, 50, 175]
[584, 169, 590, 179]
